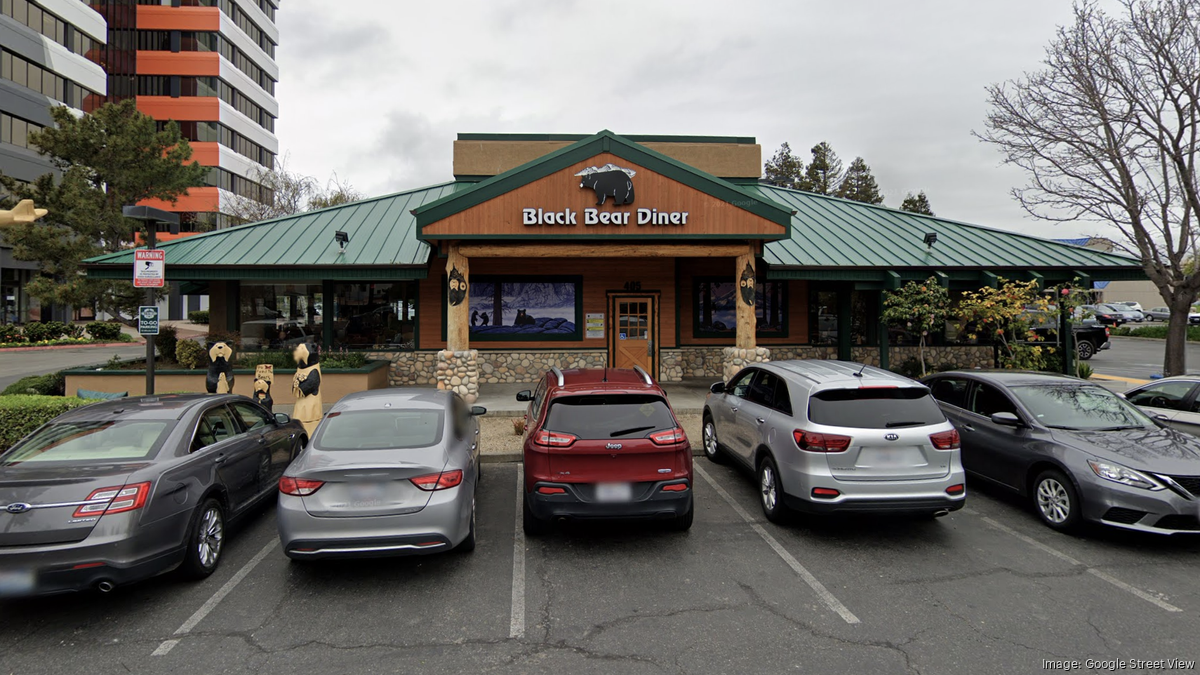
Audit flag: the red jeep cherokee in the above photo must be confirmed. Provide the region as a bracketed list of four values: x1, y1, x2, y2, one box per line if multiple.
[518, 367, 693, 534]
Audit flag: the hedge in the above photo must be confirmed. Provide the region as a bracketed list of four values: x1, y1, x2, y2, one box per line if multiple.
[2, 372, 65, 396]
[0, 396, 97, 452]
[1110, 325, 1200, 341]
[188, 310, 209, 325]
[86, 322, 124, 341]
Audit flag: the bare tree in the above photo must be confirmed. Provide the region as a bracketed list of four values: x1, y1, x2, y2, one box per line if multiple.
[223, 156, 363, 225]
[977, 0, 1200, 376]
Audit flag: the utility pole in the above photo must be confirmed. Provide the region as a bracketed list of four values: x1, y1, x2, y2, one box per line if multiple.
[123, 206, 179, 396]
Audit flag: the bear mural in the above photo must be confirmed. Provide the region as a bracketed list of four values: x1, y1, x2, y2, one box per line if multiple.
[576, 163, 636, 206]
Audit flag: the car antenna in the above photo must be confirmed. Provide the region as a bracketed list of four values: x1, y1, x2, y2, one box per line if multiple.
[853, 362, 867, 378]
[602, 367, 607, 382]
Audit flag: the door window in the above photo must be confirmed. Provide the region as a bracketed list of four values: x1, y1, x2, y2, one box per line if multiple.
[192, 406, 240, 452]
[1126, 381, 1196, 412]
[230, 401, 273, 431]
[970, 384, 1019, 419]
[728, 369, 758, 399]
[618, 300, 650, 339]
[929, 378, 971, 409]
[748, 371, 792, 415]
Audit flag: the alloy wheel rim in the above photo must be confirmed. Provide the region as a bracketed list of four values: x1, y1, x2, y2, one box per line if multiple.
[761, 465, 777, 511]
[703, 422, 717, 456]
[198, 507, 224, 568]
[1037, 479, 1070, 524]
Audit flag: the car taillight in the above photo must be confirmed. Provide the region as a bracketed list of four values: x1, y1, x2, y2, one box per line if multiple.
[279, 476, 324, 496]
[534, 430, 577, 447]
[793, 430, 852, 452]
[410, 469, 464, 491]
[929, 429, 961, 450]
[946, 484, 965, 495]
[661, 482, 689, 492]
[812, 487, 840, 498]
[537, 486, 566, 495]
[649, 428, 687, 445]
[72, 482, 151, 518]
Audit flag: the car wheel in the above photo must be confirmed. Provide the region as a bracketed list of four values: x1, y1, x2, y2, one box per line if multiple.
[522, 496, 549, 536]
[702, 414, 725, 464]
[1077, 340, 1095, 361]
[456, 497, 477, 553]
[1033, 469, 1081, 531]
[180, 498, 225, 579]
[671, 501, 694, 531]
[757, 456, 790, 524]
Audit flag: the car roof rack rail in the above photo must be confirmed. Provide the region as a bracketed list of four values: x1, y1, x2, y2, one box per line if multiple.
[633, 365, 652, 385]
[549, 366, 565, 387]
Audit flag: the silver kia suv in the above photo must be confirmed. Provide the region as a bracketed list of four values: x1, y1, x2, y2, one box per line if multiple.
[702, 360, 966, 521]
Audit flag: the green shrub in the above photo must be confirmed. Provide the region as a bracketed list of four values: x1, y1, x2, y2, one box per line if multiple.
[1, 372, 65, 396]
[154, 326, 179, 364]
[188, 310, 210, 324]
[0, 324, 23, 342]
[23, 321, 70, 342]
[176, 339, 206, 369]
[206, 330, 240, 348]
[65, 323, 85, 339]
[86, 322, 124, 341]
[1077, 363, 1094, 379]
[0, 396, 97, 452]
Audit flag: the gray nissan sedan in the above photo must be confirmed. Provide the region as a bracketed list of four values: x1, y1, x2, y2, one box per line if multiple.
[926, 371, 1200, 534]
[276, 389, 484, 559]
[0, 395, 304, 596]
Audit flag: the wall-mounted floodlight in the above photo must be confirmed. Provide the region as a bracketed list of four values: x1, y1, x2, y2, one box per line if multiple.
[334, 230, 349, 254]
[923, 232, 938, 249]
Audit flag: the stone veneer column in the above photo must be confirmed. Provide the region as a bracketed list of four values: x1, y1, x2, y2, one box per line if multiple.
[437, 349, 480, 403]
[722, 346, 771, 382]
[722, 248, 770, 380]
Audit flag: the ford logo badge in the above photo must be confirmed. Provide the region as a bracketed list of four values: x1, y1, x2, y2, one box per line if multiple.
[5, 502, 32, 514]
[884, 433, 900, 441]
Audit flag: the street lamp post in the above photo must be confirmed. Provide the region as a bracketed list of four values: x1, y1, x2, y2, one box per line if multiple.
[122, 205, 179, 396]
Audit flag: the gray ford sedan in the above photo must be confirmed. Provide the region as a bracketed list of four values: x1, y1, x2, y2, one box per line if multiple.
[276, 389, 484, 559]
[0, 395, 304, 596]
[925, 371, 1200, 534]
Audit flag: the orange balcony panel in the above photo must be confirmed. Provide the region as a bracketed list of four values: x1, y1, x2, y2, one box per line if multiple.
[141, 188, 220, 214]
[137, 5, 220, 31]
[188, 142, 220, 167]
[137, 97, 220, 122]
[136, 231, 202, 245]
[136, 51, 220, 77]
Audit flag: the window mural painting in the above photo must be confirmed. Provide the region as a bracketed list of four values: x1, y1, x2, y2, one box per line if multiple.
[695, 279, 787, 337]
[468, 278, 580, 338]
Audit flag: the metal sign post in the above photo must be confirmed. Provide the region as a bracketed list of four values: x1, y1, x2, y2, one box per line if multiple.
[123, 205, 179, 397]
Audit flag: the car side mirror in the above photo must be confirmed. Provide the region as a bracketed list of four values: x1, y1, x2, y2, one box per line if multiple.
[274, 413, 291, 425]
[470, 405, 487, 416]
[710, 382, 725, 395]
[990, 412, 1023, 427]
[516, 390, 533, 402]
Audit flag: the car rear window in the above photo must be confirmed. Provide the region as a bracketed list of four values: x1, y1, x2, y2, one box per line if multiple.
[808, 387, 946, 429]
[2, 421, 173, 465]
[315, 410, 444, 450]
[545, 394, 676, 439]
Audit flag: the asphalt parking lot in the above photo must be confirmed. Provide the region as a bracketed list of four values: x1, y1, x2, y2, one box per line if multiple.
[2, 462, 1197, 675]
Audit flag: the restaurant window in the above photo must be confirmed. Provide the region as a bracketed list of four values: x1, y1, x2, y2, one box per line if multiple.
[332, 282, 418, 350]
[238, 284, 322, 352]
[694, 277, 787, 338]
[810, 290, 839, 345]
[454, 276, 582, 342]
[850, 291, 880, 346]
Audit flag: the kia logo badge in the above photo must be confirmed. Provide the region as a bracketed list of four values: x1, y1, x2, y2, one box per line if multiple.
[884, 433, 900, 441]
[5, 502, 31, 514]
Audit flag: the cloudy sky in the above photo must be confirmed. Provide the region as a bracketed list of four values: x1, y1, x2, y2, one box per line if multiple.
[274, 0, 1092, 238]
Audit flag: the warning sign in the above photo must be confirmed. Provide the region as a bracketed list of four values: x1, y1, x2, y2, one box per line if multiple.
[134, 249, 165, 288]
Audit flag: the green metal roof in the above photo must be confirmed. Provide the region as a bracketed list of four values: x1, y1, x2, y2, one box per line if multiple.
[415, 130, 793, 237]
[457, 132, 757, 144]
[753, 185, 1145, 281]
[85, 182, 465, 280]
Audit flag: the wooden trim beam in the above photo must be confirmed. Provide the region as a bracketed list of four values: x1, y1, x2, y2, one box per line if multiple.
[456, 243, 755, 258]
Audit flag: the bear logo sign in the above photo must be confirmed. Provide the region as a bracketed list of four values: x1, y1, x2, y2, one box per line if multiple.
[575, 163, 636, 206]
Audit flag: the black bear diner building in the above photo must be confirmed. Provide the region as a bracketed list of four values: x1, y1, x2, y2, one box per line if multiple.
[85, 131, 1143, 401]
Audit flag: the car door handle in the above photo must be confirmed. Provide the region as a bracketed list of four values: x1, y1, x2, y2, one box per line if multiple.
[730, 406, 739, 413]
[962, 425, 976, 432]
[213, 454, 227, 465]
[756, 417, 766, 424]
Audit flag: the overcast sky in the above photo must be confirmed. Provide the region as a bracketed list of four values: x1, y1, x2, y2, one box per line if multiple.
[274, 0, 1094, 238]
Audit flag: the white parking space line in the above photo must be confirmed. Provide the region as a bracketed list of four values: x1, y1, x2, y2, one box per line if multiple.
[151, 539, 280, 656]
[965, 509, 1183, 613]
[509, 466, 526, 640]
[695, 465, 861, 625]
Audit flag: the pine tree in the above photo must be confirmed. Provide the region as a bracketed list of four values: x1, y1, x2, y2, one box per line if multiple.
[799, 142, 844, 195]
[835, 157, 884, 204]
[763, 142, 804, 189]
[900, 191, 935, 215]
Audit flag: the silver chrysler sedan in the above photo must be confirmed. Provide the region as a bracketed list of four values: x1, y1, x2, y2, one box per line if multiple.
[276, 389, 484, 559]
[703, 360, 966, 522]
[0, 394, 304, 596]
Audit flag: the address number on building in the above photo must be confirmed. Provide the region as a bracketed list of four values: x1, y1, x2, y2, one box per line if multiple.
[623, 281, 642, 291]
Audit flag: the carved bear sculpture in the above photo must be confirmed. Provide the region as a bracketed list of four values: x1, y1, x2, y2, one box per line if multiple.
[206, 341, 234, 394]
[253, 364, 274, 412]
[291, 343, 322, 437]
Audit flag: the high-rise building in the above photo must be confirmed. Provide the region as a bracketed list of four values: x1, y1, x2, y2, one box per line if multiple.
[88, 0, 279, 238]
[1, 0, 108, 321]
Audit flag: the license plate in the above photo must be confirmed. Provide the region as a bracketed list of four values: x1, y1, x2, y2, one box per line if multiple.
[865, 448, 912, 468]
[0, 570, 35, 597]
[348, 482, 388, 503]
[594, 482, 633, 503]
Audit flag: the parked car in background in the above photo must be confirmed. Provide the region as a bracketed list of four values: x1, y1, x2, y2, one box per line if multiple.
[1144, 307, 1171, 322]
[703, 360, 965, 522]
[518, 367, 693, 534]
[926, 370, 1200, 534]
[1092, 303, 1136, 326]
[0, 395, 304, 596]
[1121, 376, 1200, 437]
[1114, 301, 1144, 315]
[1029, 323, 1111, 361]
[277, 389, 484, 559]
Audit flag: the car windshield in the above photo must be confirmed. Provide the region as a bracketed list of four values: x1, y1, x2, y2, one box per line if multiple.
[1009, 384, 1152, 431]
[314, 410, 445, 450]
[545, 394, 676, 439]
[1, 420, 173, 465]
[808, 387, 945, 429]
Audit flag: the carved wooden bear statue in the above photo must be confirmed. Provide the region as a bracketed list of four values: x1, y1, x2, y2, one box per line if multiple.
[291, 343, 322, 436]
[206, 341, 235, 394]
[253, 364, 274, 412]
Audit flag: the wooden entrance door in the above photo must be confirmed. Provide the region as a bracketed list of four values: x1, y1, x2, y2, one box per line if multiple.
[610, 296, 657, 375]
